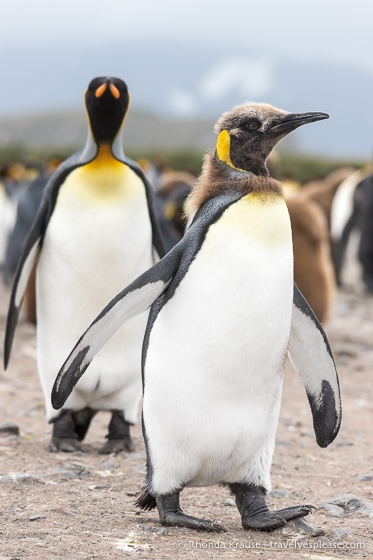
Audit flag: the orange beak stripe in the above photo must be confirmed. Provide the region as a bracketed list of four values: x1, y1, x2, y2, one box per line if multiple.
[95, 83, 107, 97]
[109, 83, 120, 99]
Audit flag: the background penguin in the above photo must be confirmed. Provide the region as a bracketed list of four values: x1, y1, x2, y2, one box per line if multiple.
[301, 167, 354, 230]
[331, 166, 373, 290]
[52, 102, 341, 532]
[286, 197, 335, 324]
[5, 76, 165, 454]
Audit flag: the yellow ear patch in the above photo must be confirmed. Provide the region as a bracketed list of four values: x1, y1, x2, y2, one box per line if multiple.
[216, 130, 246, 173]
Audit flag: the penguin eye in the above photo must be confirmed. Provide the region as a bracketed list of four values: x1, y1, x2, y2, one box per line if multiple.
[246, 121, 260, 131]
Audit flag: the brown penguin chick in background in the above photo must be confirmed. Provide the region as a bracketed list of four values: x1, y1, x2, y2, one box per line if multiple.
[286, 197, 335, 324]
[302, 167, 355, 230]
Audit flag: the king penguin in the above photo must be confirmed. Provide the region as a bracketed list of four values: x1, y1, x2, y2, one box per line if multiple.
[4, 76, 165, 454]
[52, 102, 341, 531]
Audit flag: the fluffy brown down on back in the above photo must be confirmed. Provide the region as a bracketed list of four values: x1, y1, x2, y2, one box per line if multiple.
[302, 167, 354, 229]
[185, 152, 283, 218]
[287, 197, 335, 324]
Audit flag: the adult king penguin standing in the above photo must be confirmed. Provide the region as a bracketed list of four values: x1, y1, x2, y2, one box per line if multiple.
[52, 102, 341, 531]
[5, 77, 165, 454]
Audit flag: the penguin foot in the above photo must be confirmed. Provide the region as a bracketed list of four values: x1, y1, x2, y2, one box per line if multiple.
[49, 410, 85, 452]
[49, 437, 83, 453]
[229, 483, 313, 531]
[100, 410, 134, 454]
[156, 492, 227, 532]
[98, 436, 134, 454]
[161, 511, 226, 532]
[242, 505, 313, 530]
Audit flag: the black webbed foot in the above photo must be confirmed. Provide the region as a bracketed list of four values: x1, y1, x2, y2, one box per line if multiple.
[156, 492, 226, 532]
[99, 410, 134, 455]
[49, 410, 81, 453]
[229, 483, 313, 531]
[99, 436, 134, 454]
[49, 408, 96, 452]
[49, 437, 82, 453]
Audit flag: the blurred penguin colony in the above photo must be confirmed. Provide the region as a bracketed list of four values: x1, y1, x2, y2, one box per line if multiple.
[1, 126, 372, 328]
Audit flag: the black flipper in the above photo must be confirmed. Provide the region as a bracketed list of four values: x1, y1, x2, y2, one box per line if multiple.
[288, 285, 341, 447]
[51, 245, 183, 410]
[4, 207, 44, 369]
[3, 149, 95, 370]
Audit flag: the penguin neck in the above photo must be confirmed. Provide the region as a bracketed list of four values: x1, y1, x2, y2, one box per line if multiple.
[80, 126, 126, 164]
[228, 137, 271, 177]
[230, 154, 269, 177]
[185, 153, 283, 218]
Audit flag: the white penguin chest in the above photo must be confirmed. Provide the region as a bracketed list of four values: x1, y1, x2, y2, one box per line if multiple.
[40, 153, 153, 299]
[146, 192, 294, 403]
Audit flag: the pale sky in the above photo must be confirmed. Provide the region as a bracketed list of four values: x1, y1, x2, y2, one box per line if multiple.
[2, 0, 373, 158]
[2, 0, 373, 73]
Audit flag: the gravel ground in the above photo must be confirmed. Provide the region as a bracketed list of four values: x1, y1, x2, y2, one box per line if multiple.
[0, 283, 372, 559]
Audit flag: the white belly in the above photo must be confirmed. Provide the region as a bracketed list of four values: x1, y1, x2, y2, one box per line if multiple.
[37, 159, 153, 422]
[143, 193, 293, 493]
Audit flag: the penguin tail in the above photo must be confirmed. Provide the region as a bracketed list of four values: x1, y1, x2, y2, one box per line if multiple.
[135, 487, 157, 511]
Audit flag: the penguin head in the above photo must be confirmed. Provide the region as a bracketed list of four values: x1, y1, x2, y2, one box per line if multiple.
[215, 103, 328, 176]
[85, 77, 130, 146]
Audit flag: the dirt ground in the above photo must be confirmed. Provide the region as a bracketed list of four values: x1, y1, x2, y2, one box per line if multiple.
[0, 282, 373, 560]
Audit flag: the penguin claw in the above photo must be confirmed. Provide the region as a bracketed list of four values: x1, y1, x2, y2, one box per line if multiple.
[275, 504, 314, 520]
[160, 512, 226, 532]
[242, 504, 313, 531]
[48, 437, 83, 453]
[98, 436, 134, 455]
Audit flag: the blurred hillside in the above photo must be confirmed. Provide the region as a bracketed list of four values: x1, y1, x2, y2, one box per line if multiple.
[2, 40, 373, 159]
[0, 109, 216, 153]
[0, 109, 366, 182]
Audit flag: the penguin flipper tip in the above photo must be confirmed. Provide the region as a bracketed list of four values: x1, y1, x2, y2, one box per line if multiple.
[51, 345, 91, 410]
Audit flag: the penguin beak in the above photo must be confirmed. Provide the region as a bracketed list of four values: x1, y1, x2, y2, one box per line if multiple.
[269, 112, 329, 134]
[95, 83, 107, 98]
[94, 82, 120, 99]
[109, 83, 120, 99]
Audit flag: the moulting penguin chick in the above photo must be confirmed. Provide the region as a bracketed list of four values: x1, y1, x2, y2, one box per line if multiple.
[52, 102, 340, 532]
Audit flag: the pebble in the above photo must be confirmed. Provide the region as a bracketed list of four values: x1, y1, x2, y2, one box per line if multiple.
[224, 498, 235, 507]
[300, 429, 314, 438]
[29, 514, 47, 521]
[137, 523, 169, 534]
[275, 440, 290, 447]
[0, 474, 42, 484]
[269, 489, 288, 498]
[88, 485, 110, 491]
[130, 451, 146, 460]
[100, 460, 114, 470]
[4, 435, 20, 445]
[319, 494, 373, 517]
[53, 464, 88, 480]
[336, 438, 353, 447]
[319, 503, 344, 517]
[126, 491, 137, 497]
[282, 517, 325, 537]
[357, 474, 373, 481]
[333, 527, 353, 539]
[0, 422, 20, 436]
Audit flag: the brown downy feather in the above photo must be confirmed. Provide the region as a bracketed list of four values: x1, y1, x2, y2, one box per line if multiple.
[301, 167, 354, 229]
[286, 197, 335, 324]
[185, 152, 283, 218]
